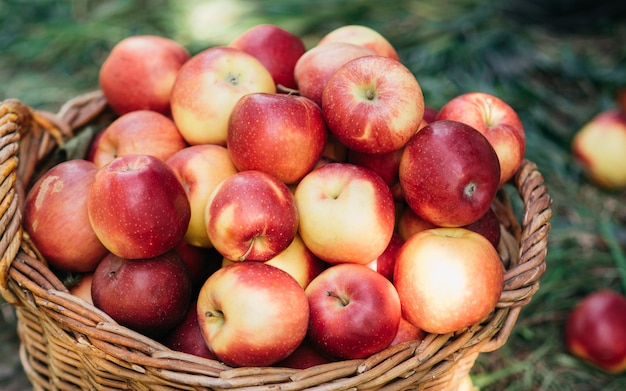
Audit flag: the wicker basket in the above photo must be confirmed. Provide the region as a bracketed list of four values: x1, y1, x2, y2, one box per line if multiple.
[0, 91, 552, 391]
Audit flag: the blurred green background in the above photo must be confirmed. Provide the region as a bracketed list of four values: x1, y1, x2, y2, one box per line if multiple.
[2, 0, 626, 390]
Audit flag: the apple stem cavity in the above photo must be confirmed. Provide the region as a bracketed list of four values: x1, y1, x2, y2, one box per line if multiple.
[226, 72, 241, 86]
[464, 182, 477, 198]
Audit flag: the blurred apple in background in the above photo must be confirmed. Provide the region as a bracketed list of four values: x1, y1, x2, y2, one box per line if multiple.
[294, 163, 395, 265]
[435, 91, 526, 186]
[99, 35, 191, 116]
[394, 227, 504, 334]
[571, 109, 626, 191]
[227, 92, 327, 184]
[170, 46, 276, 145]
[166, 144, 238, 248]
[205, 170, 299, 262]
[322, 55, 424, 154]
[294, 42, 376, 107]
[88, 154, 191, 259]
[565, 289, 626, 373]
[399, 120, 501, 227]
[90, 109, 188, 168]
[91, 250, 192, 339]
[23, 159, 108, 273]
[317, 24, 400, 61]
[305, 263, 401, 359]
[197, 261, 309, 367]
[229, 24, 306, 91]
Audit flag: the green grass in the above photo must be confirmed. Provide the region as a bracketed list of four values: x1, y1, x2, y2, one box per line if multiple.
[2, 0, 626, 390]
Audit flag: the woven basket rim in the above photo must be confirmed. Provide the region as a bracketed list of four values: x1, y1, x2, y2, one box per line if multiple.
[0, 91, 553, 391]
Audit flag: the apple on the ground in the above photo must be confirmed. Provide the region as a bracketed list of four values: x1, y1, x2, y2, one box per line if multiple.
[197, 261, 309, 367]
[170, 46, 276, 146]
[227, 92, 327, 184]
[91, 250, 192, 339]
[99, 35, 191, 116]
[571, 109, 626, 190]
[88, 154, 191, 259]
[322, 55, 424, 154]
[565, 289, 626, 373]
[165, 144, 238, 248]
[23, 159, 108, 273]
[305, 263, 401, 359]
[294, 162, 395, 265]
[399, 120, 501, 227]
[229, 24, 306, 91]
[205, 170, 299, 262]
[394, 227, 504, 334]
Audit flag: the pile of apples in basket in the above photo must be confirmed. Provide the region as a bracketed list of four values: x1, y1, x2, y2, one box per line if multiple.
[23, 24, 526, 368]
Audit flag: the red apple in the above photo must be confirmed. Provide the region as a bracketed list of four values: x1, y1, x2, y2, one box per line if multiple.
[165, 144, 238, 247]
[317, 24, 400, 61]
[170, 46, 276, 146]
[397, 205, 437, 241]
[99, 35, 191, 116]
[322, 55, 424, 154]
[273, 340, 333, 369]
[348, 147, 404, 200]
[366, 232, 404, 281]
[162, 300, 217, 360]
[69, 273, 94, 305]
[294, 163, 395, 265]
[435, 92, 526, 186]
[88, 154, 191, 259]
[227, 92, 327, 184]
[463, 206, 501, 249]
[394, 227, 504, 334]
[423, 106, 439, 124]
[390, 316, 426, 347]
[90, 109, 188, 169]
[571, 109, 626, 190]
[229, 24, 306, 91]
[173, 240, 223, 293]
[23, 159, 108, 272]
[294, 42, 376, 107]
[91, 250, 192, 339]
[399, 120, 501, 227]
[197, 261, 309, 367]
[305, 263, 401, 359]
[205, 170, 299, 262]
[565, 289, 626, 373]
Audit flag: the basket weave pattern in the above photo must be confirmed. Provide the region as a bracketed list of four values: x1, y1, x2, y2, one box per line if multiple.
[0, 91, 552, 391]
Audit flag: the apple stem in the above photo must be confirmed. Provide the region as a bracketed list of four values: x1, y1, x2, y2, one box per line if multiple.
[277, 84, 300, 95]
[326, 290, 349, 307]
[238, 237, 256, 262]
[365, 88, 376, 101]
